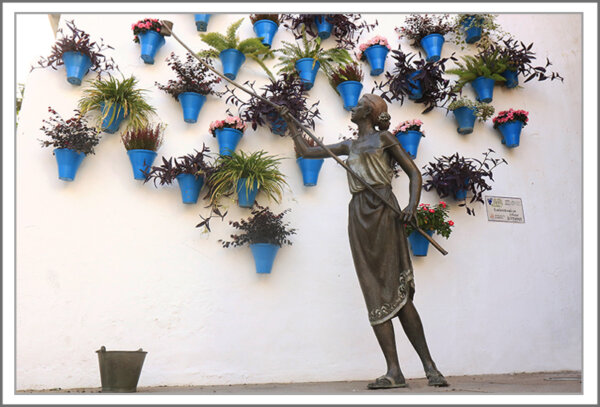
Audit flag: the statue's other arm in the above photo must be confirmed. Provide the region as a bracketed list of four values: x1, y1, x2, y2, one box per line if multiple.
[380, 131, 422, 223]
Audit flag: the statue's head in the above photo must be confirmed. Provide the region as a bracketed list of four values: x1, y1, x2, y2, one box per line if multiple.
[351, 94, 391, 131]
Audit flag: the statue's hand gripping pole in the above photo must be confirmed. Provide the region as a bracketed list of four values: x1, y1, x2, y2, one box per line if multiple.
[161, 21, 448, 256]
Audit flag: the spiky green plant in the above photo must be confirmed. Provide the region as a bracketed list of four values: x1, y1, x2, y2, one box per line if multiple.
[446, 50, 509, 92]
[198, 18, 274, 79]
[78, 75, 156, 131]
[207, 150, 287, 206]
[274, 28, 353, 76]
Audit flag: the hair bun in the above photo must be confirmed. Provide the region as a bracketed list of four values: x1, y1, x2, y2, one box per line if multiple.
[377, 112, 391, 130]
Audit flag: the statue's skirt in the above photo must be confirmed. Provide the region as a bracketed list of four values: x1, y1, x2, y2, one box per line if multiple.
[348, 185, 415, 325]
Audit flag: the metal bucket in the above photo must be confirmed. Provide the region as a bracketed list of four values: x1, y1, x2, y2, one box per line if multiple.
[96, 346, 147, 393]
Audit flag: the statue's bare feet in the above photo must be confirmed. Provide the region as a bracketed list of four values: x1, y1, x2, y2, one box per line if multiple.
[426, 368, 449, 387]
[367, 372, 408, 389]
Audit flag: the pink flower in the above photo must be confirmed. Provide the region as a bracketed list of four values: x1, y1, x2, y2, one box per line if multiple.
[429, 209, 435, 213]
[439, 201, 446, 208]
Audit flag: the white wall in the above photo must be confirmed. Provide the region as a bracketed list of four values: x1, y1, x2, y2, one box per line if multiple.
[16, 12, 582, 390]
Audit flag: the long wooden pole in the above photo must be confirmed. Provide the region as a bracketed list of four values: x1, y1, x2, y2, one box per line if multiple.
[160, 21, 448, 256]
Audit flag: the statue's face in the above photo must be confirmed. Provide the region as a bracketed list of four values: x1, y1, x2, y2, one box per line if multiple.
[351, 98, 372, 124]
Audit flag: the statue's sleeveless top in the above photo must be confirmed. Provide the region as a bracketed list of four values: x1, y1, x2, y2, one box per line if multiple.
[345, 133, 394, 194]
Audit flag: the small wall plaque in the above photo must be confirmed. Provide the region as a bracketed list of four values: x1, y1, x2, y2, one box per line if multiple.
[485, 196, 525, 223]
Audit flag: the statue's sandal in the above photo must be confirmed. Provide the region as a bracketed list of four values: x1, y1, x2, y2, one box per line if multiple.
[367, 375, 408, 389]
[427, 371, 449, 387]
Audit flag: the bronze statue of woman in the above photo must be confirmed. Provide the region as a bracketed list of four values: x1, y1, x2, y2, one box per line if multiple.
[279, 94, 448, 389]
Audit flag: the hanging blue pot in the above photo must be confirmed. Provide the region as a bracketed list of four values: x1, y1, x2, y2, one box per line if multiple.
[408, 230, 434, 256]
[266, 111, 287, 135]
[336, 81, 363, 111]
[498, 121, 523, 148]
[420, 33, 445, 63]
[501, 69, 519, 88]
[296, 157, 325, 187]
[454, 178, 470, 200]
[363, 45, 389, 76]
[175, 173, 204, 204]
[407, 71, 424, 100]
[178, 92, 207, 124]
[219, 49, 246, 80]
[471, 76, 495, 103]
[253, 20, 279, 48]
[215, 128, 243, 156]
[100, 102, 127, 134]
[62, 51, 92, 86]
[453, 106, 477, 135]
[127, 149, 157, 180]
[237, 178, 259, 208]
[137, 30, 166, 65]
[462, 16, 483, 44]
[395, 130, 423, 159]
[250, 243, 280, 274]
[194, 14, 211, 32]
[295, 58, 320, 90]
[314, 15, 333, 39]
[54, 148, 86, 181]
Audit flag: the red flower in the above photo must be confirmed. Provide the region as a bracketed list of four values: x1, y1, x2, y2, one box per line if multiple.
[429, 209, 435, 213]
[448, 220, 454, 226]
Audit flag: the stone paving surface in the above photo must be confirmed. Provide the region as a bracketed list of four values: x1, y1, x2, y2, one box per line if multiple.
[17, 370, 582, 395]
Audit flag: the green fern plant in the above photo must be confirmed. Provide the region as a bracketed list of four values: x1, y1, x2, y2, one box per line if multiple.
[198, 18, 274, 79]
[447, 50, 509, 91]
[274, 29, 353, 76]
[78, 75, 156, 131]
[207, 150, 288, 206]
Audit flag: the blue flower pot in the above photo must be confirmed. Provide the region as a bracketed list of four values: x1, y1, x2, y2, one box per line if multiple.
[297, 157, 325, 187]
[295, 58, 320, 90]
[462, 16, 483, 44]
[363, 45, 389, 76]
[54, 148, 86, 181]
[100, 102, 127, 134]
[454, 178, 470, 200]
[471, 76, 495, 103]
[395, 130, 423, 159]
[219, 49, 246, 80]
[498, 121, 523, 148]
[408, 230, 434, 256]
[454, 188, 467, 200]
[127, 149, 157, 180]
[453, 106, 477, 135]
[176, 173, 204, 204]
[336, 81, 363, 111]
[501, 69, 519, 88]
[138, 30, 165, 64]
[407, 71, 424, 100]
[253, 19, 278, 48]
[266, 111, 287, 135]
[250, 243, 280, 274]
[420, 33, 445, 63]
[314, 15, 333, 39]
[194, 14, 211, 32]
[237, 178, 259, 208]
[178, 92, 206, 124]
[62, 51, 92, 86]
[215, 128, 243, 156]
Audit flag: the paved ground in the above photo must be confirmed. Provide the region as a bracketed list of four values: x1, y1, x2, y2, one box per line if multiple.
[18, 370, 581, 395]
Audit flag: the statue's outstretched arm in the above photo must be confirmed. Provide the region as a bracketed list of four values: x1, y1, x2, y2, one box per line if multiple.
[281, 109, 351, 159]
